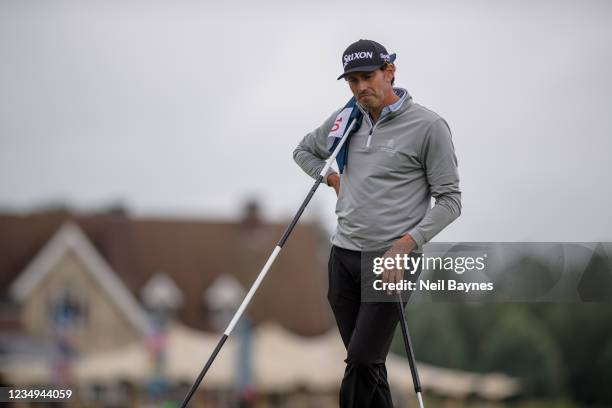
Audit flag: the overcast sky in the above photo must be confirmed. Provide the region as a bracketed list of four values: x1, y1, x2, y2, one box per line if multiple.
[1, 0, 611, 243]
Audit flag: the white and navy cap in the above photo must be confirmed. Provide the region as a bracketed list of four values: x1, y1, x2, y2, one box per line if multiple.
[337, 39, 397, 80]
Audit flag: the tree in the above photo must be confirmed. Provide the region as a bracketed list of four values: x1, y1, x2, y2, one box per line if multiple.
[480, 308, 563, 396]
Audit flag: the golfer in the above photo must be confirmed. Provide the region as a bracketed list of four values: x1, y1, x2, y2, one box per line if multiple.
[293, 39, 462, 407]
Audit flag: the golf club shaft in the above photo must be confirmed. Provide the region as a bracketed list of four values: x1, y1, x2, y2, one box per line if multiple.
[397, 291, 424, 408]
[179, 119, 357, 408]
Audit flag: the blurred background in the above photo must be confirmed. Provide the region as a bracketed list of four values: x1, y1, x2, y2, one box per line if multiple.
[1, 0, 611, 407]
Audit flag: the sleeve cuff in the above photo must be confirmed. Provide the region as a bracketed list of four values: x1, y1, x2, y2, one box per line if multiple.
[407, 229, 426, 251]
[324, 169, 338, 186]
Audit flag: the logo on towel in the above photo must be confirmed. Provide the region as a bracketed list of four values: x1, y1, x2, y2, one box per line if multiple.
[328, 108, 353, 141]
[331, 117, 343, 132]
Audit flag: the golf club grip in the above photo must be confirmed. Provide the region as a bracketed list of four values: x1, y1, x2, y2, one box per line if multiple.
[179, 334, 228, 408]
[277, 175, 323, 247]
[397, 300, 422, 393]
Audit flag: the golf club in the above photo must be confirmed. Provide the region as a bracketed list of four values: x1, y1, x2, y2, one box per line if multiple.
[178, 119, 358, 408]
[396, 290, 425, 408]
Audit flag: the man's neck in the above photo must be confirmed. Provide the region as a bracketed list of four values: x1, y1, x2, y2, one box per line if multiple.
[369, 88, 400, 123]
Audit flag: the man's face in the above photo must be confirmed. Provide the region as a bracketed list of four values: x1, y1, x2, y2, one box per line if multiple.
[345, 65, 394, 112]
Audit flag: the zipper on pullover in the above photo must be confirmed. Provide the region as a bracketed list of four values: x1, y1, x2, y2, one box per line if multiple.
[366, 128, 374, 148]
[365, 115, 384, 149]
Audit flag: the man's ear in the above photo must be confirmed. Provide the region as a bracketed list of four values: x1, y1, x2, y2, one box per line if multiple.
[385, 64, 396, 84]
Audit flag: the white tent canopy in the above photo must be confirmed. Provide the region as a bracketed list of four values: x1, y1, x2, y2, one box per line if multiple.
[5, 322, 519, 400]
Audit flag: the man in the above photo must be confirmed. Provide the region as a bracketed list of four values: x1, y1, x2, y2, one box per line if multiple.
[293, 39, 461, 407]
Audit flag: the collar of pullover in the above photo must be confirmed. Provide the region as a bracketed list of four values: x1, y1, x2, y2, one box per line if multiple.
[358, 87, 411, 123]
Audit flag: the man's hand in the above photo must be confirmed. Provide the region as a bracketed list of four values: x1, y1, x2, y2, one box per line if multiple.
[381, 234, 417, 295]
[327, 173, 340, 196]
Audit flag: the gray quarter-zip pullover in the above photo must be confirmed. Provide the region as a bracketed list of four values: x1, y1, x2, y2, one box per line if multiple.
[293, 88, 461, 251]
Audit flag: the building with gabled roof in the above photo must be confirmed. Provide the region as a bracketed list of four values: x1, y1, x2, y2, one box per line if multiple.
[0, 205, 333, 354]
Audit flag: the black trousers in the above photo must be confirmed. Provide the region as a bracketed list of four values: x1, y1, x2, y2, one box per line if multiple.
[327, 245, 419, 408]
